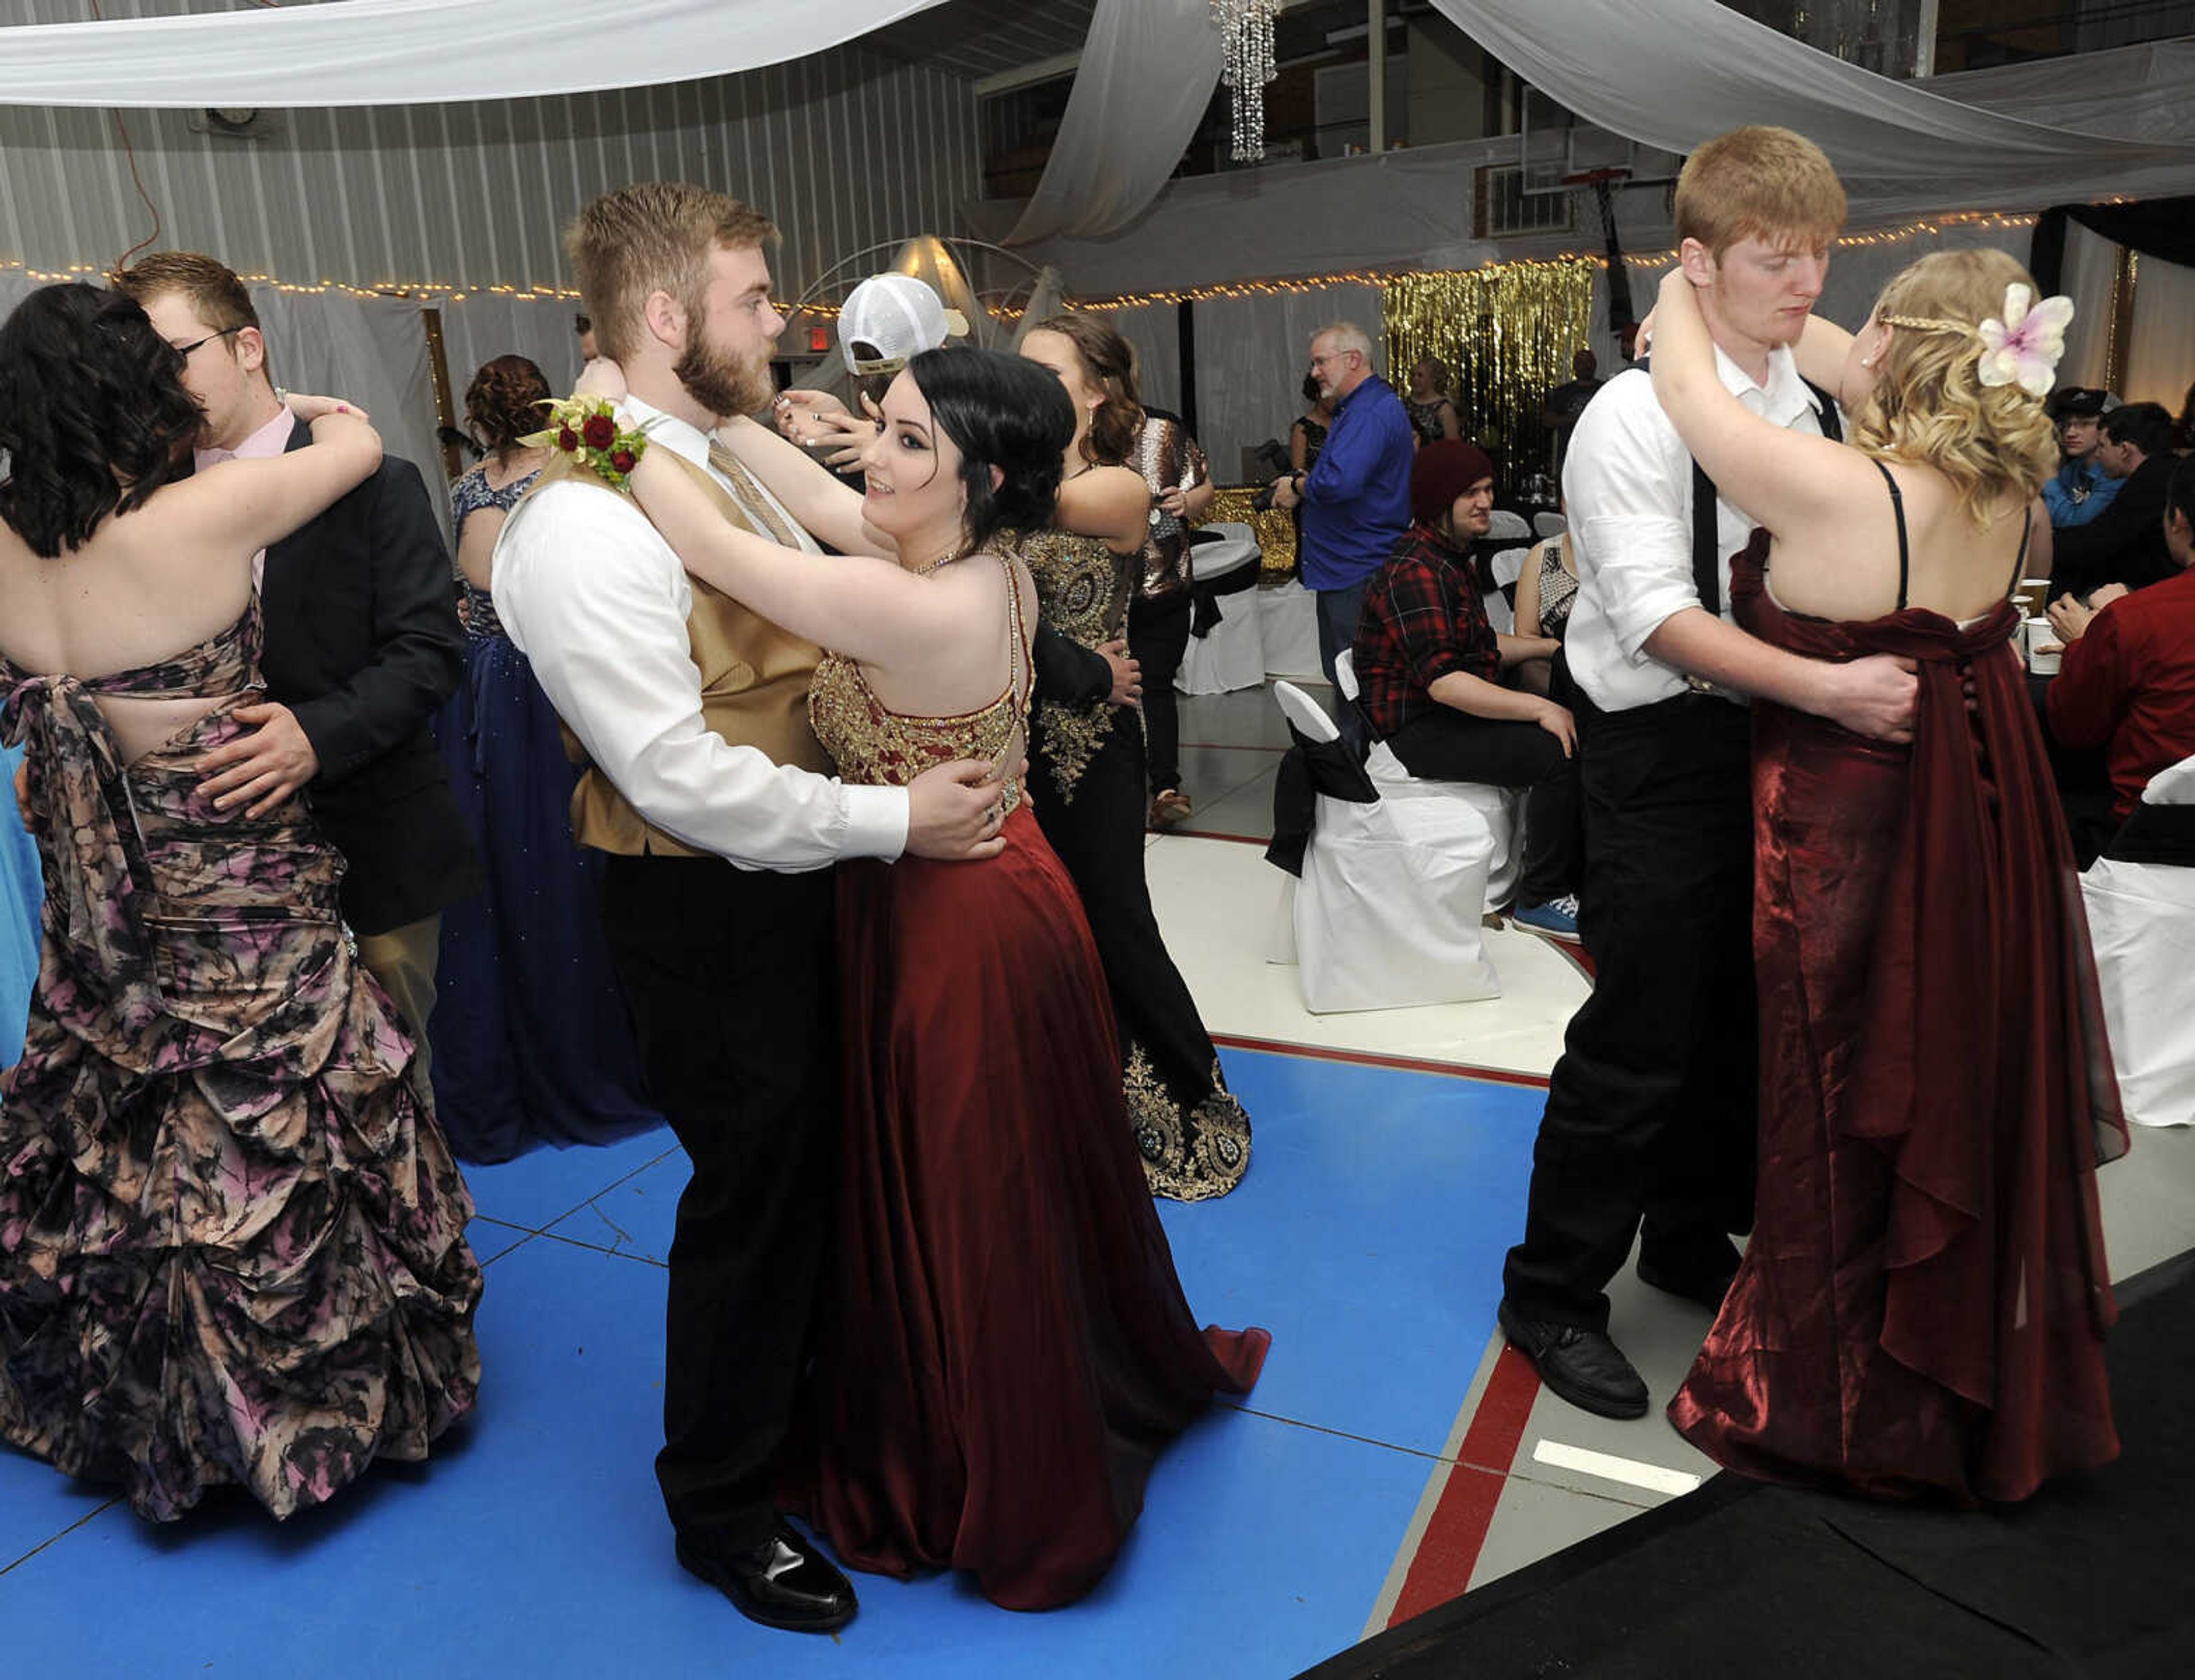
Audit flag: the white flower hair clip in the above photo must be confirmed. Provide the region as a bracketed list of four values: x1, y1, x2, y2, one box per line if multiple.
[1975, 284, 2074, 398]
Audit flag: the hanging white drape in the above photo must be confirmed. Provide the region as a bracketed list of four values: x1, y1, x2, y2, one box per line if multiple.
[2056, 222, 2127, 393]
[2121, 255, 2195, 412]
[1001, 0, 1222, 247]
[1426, 0, 2195, 216]
[0, 0, 945, 109]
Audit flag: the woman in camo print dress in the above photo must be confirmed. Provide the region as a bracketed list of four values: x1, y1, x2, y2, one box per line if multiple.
[0, 284, 481, 1521]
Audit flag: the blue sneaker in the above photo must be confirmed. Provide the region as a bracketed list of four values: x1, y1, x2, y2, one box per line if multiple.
[1511, 895, 1581, 944]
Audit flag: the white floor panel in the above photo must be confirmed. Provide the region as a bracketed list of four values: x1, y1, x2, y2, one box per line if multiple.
[1146, 833, 1589, 1076]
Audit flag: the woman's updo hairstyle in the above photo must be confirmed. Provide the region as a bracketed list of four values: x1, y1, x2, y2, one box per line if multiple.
[0, 283, 201, 560]
[905, 346, 1075, 553]
[1850, 248, 2062, 525]
[1027, 312, 1143, 468]
[464, 354, 552, 455]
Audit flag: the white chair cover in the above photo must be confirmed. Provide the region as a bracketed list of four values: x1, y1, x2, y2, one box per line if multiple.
[1485, 510, 1531, 544]
[2080, 754, 2195, 1129]
[1267, 682, 1501, 1013]
[1339, 649, 1522, 913]
[1175, 523, 1267, 696]
[1533, 512, 1569, 540]
[1259, 578, 1326, 679]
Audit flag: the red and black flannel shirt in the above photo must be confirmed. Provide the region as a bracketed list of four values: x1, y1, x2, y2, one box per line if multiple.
[1351, 523, 1499, 739]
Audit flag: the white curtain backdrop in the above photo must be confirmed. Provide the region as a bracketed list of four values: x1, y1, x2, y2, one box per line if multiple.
[1001, 0, 1221, 247]
[2056, 222, 2128, 393]
[0, 0, 945, 108]
[1108, 302, 1183, 421]
[1192, 285, 1384, 482]
[437, 293, 590, 422]
[2121, 255, 2195, 412]
[1427, 0, 2195, 216]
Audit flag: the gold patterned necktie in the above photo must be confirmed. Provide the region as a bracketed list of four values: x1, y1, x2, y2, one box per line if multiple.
[705, 436, 805, 550]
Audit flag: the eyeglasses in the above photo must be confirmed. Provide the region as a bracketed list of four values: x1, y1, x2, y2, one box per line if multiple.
[169, 326, 242, 359]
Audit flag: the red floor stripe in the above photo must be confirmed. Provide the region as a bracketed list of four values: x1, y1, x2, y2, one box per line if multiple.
[1386, 1346, 1545, 1626]
[1210, 1033, 1554, 1089]
[1156, 826, 1270, 845]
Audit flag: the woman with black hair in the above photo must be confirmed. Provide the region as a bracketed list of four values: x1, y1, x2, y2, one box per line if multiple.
[581, 344, 1266, 1610]
[429, 354, 661, 1161]
[0, 283, 481, 1521]
[1019, 314, 1254, 1202]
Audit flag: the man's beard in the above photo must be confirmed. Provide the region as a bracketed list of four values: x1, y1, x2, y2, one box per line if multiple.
[676, 333, 774, 421]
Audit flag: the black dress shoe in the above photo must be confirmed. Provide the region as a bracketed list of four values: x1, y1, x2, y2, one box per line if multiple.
[677, 1520, 858, 1633]
[1496, 1300, 1649, 1420]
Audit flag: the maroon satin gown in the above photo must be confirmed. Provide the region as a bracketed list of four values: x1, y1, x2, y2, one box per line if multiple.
[785, 608, 1267, 1611]
[1668, 531, 2128, 1505]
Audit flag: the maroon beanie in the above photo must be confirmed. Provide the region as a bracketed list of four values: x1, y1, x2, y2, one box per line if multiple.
[1409, 439, 1495, 528]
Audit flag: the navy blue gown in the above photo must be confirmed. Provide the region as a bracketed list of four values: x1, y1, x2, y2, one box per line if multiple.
[429, 465, 661, 1161]
[0, 741, 39, 1069]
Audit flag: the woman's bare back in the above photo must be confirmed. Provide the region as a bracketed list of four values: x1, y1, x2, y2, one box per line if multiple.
[1761, 456, 2029, 627]
[0, 494, 258, 763]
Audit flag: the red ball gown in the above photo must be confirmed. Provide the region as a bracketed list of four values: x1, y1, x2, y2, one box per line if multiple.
[788, 561, 1267, 1609]
[1669, 531, 2128, 1504]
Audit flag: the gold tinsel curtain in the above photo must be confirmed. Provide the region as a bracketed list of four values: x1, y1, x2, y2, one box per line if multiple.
[1382, 258, 1597, 495]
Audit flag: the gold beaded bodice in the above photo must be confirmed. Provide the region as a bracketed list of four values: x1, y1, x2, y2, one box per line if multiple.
[807, 556, 1029, 813]
[1020, 528, 1132, 651]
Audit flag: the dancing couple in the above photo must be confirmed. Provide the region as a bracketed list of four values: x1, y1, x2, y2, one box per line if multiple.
[1499, 126, 2124, 1503]
[490, 182, 1266, 1627]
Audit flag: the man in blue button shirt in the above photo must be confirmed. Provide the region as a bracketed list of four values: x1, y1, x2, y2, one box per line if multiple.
[1271, 322, 1415, 751]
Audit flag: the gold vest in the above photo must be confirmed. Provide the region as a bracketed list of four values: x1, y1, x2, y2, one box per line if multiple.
[522, 448, 832, 858]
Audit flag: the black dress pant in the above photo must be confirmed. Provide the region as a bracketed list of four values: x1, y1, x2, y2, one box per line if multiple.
[1129, 589, 1194, 796]
[600, 853, 838, 1550]
[1500, 692, 1757, 1332]
[1384, 706, 1581, 909]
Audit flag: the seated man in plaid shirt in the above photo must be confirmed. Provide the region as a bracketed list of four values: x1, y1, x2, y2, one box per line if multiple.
[1351, 441, 1583, 941]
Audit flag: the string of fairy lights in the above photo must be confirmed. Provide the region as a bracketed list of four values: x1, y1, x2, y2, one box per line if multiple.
[0, 208, 2045, 313]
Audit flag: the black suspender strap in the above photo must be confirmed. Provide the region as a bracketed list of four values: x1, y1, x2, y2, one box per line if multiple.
[1689, 376, 1843, 620]
[1691, 458, 1723, 618]
[1806, 378, 1843, 443]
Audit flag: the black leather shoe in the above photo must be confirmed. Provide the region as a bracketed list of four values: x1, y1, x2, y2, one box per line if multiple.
[1637, 1236, 1742, 1312]
[677, 1521, 858, 1633]
[1497, 1300, 1650, 1420]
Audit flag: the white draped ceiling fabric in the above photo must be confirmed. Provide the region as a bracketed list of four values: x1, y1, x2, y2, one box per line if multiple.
[0, 0, 945, 107]
[1425, 0, 2195, 217]
[1000, 0, 1222, 247]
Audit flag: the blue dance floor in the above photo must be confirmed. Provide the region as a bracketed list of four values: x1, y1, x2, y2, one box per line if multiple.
[0, 1049, 1546, 1678]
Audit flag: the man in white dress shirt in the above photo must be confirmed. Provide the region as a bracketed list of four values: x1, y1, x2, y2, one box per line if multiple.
[1496, 130, 1920, 1420]
[493, 183, 1001, 1634]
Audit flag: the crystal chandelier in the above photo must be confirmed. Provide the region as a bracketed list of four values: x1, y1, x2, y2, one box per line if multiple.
[1211, 0, 1279, 164]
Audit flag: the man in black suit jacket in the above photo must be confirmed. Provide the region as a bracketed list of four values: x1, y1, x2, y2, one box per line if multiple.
[2052, 401, 2178, 602]
[117, 253, 478, 1079]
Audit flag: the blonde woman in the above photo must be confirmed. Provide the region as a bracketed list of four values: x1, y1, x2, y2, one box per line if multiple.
[1648, 248, 2126, 1502]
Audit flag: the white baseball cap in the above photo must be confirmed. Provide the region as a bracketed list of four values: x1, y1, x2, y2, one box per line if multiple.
[837, 272, 969, 377]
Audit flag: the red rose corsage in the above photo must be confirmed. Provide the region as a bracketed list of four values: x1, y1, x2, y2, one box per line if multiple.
[522, 394, 650, 491]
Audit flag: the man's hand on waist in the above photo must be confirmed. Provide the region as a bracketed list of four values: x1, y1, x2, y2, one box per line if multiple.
[905, 757, 1009, 861]
[198, 701, 322, 817]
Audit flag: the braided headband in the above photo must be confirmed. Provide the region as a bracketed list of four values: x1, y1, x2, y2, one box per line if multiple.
[1880, 282, 2074, 398]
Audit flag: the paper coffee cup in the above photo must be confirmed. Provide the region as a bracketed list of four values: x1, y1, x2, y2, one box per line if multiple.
[2016, 576, 2052, 616]
[2025, 616, 2061, 675]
